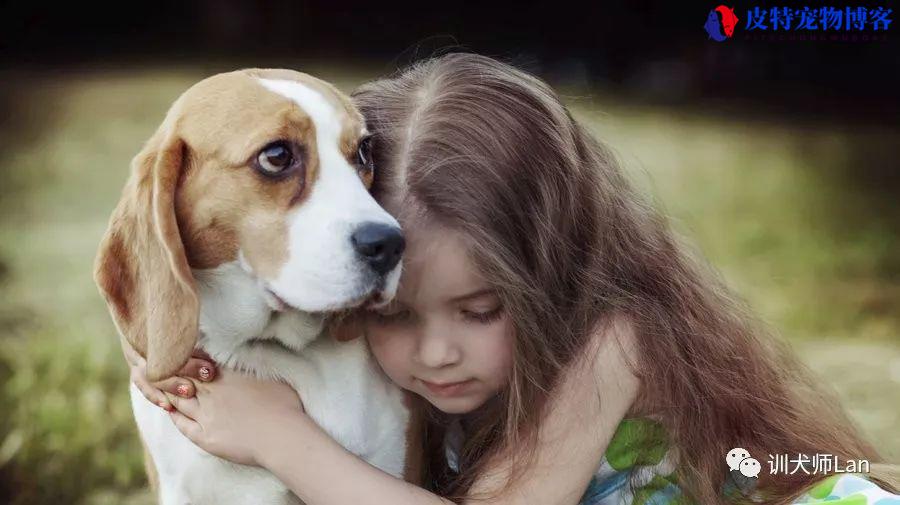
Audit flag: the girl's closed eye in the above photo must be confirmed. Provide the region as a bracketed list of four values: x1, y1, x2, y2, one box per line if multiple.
[369, 304, 413, 325]
[461, 305, 504, 324]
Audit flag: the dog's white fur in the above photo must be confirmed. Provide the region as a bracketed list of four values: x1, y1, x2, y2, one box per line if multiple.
[127, 76, 409, 504]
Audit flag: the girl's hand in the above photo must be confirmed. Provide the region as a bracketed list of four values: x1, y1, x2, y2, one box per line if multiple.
[120, 337, 217, 411]
[164, 369, 305, 467]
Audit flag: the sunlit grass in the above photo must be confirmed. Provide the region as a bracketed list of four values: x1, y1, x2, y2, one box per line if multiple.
[0, 66, 897, 504]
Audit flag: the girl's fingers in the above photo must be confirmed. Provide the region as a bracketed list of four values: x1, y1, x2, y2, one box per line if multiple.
[178, 357, 217, 383]
[151, 376, 197, 399]
[168, 410, 202, 441]
[165, 392, 200, 418]
[123, 338, 212, 408]
[131, 366, 174, 411]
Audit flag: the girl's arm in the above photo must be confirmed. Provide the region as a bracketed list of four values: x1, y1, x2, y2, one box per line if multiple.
[181, 316, 639, 505]
[464, 315, 642, 504]
[258, 413, 453, 505]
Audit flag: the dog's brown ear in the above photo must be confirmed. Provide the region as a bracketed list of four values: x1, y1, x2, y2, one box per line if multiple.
[94, 125, 199, 382]
[325, 311, 366, 342]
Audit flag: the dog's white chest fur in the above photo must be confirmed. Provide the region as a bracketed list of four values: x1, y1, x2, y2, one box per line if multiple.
[132, 262, 409, 505]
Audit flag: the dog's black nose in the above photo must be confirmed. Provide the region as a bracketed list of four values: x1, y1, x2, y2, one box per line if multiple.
[351, 223, 405, 275]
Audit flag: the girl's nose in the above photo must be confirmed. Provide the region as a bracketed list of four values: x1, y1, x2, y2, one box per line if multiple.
[416, 326, 461, 369]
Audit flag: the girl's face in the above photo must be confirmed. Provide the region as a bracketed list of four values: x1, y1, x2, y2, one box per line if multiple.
[364, 225, 514, 414]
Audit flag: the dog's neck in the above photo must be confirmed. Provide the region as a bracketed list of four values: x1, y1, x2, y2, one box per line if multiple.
[192, 261, 325, 361]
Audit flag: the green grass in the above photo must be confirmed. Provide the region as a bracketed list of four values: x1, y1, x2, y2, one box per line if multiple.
[0, 65, 897, 504]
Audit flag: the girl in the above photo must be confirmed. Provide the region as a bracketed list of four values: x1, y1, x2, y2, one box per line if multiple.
[126, 53, 899, 504]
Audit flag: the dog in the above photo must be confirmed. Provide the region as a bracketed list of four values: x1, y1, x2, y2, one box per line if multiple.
[94, 69, 423, 504]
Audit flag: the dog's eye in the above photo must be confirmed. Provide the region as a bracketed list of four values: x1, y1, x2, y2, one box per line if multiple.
[356, 136, 373, 172]
[255, 142, 295, 176]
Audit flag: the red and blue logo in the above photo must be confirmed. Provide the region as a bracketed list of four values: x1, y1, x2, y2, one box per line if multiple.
[705, 5, 740, 41]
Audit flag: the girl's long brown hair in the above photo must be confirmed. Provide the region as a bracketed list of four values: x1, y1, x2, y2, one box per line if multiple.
[352, 53, 898, 504]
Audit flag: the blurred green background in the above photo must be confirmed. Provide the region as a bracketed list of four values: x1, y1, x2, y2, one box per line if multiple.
[1, 61, 898, 504]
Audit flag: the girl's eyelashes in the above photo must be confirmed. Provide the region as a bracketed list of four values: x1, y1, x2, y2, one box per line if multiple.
[461, 306, 504, 324]
[368, 307, 413, 325]
[367, 302, 502, 325]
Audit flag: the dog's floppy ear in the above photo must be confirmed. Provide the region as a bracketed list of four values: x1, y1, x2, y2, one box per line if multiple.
[94, 123, 199, 382]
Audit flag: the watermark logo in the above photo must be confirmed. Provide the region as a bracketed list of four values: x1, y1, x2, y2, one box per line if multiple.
[745, 6, 892, 31]
[706, 5, 892, 42]
[726, 447, 761, 494]
[726, 448, 871, 494]
[727, 447, 761, 477]
[768, 453, 870, 475]
[705, 5, 740, 41]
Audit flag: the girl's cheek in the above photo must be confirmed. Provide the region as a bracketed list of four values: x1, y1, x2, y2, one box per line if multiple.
[366, 328, 413, 384]
[487, 321, 516, 382]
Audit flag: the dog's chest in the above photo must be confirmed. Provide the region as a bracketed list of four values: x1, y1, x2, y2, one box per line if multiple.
[133, 264, 409, 503]
[217, 329, 403, 456]
[134, 318, 408, 504]
[182, 460, 301, 505]
[132, 384, 303, 504]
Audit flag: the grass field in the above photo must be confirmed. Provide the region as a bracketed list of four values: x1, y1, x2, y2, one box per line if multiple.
[1, 64, 897, 504]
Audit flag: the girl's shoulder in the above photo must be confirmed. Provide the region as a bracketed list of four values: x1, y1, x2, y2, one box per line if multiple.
[791, 474, 900, 504]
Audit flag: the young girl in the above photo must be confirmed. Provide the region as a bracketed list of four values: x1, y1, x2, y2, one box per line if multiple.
[126, 53, 899, 504]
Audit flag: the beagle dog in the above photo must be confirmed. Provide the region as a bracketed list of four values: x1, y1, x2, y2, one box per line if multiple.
[94, 69, 423, 504]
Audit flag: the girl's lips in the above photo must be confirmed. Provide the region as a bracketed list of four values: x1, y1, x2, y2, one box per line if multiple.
[420, 378, 474, 397]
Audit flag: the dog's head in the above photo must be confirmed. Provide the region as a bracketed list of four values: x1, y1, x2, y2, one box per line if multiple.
[94, 69, 403, 380]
